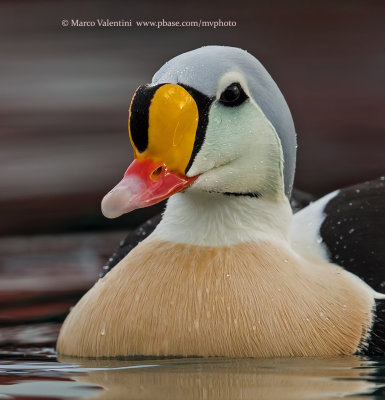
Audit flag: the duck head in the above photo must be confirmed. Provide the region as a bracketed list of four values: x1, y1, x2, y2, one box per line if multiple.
[101, 46, 297, 218]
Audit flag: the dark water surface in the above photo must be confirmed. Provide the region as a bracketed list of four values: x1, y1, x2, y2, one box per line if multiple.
[2, 345, 385, 399]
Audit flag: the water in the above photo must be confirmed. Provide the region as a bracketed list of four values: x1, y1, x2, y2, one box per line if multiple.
[2, 348, 385, 399]
[2, 316, 385, 400]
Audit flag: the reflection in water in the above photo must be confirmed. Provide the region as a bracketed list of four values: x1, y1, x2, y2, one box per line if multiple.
[1, 356, 384, 399]
[0, 361, 102, 399]
[52, 356, 382, 400]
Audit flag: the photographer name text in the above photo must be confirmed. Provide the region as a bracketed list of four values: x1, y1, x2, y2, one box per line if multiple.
[62, 18, 237, 29]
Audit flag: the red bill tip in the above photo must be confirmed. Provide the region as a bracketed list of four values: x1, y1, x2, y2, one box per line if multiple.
[101, 158, 197, 218]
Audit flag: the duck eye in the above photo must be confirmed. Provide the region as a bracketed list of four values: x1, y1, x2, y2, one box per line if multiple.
[219, 82, 248, 107]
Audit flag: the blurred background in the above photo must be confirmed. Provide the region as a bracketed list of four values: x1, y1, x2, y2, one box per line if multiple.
[1, 0, 385, 237]
[0, 0, 384, 346]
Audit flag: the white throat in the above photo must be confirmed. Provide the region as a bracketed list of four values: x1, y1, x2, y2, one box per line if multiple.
[151, 191, 292, 247]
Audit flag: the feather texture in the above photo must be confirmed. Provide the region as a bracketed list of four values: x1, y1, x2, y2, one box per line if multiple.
[57, 238, 374, 358]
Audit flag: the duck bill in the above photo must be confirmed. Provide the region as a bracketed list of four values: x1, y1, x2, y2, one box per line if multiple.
[102, 83, 204, 219]
[101, 158, 197, 218]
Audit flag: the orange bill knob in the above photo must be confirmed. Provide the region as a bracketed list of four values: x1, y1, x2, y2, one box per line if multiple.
[101, 83, 202, 218]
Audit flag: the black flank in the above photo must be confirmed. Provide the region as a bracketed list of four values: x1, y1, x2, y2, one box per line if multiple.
[101, 214, 162, 277]
[319, 177, 385, 355]
[320, 178, 385, 292]
[365, 299, 385, 355]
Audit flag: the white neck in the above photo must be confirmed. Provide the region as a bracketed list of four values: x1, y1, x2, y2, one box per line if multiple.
[151, 191, 292, 247]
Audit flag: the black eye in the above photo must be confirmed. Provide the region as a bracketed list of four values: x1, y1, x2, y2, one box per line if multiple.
[219, 82, 248, 107]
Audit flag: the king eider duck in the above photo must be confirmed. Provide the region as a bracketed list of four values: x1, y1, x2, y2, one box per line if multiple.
[57, 46, 385, 358]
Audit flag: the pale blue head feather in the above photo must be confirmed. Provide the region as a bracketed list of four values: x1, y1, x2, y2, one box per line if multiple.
[152, 46, 297, 197]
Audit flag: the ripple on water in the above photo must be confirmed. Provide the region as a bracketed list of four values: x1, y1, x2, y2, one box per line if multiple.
[1, 353, 385, 399]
